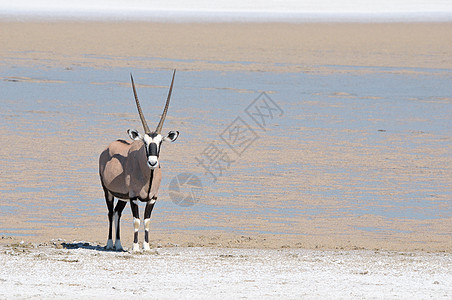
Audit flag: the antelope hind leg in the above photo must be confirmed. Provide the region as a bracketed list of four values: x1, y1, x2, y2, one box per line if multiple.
[113, 199, 127, 251]
[104, 188, 115, 250]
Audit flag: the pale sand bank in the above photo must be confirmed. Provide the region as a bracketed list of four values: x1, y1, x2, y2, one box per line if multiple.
[0, 241, 450, 299]
[1, 22, 452, 72]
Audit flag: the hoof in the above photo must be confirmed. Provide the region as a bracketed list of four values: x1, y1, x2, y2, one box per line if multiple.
[143, 242, 151, 251]
[131, 243, 140, 252]
[106, 239, 114, 250]
[114, 240, 124, 251]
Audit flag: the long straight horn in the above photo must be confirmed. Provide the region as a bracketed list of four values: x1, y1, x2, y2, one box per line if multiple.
[155, 69, 176, 134]
[130, 73, 151, 134]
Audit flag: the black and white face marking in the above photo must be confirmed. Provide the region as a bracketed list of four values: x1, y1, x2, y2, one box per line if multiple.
[128, 129, 179, 170]
[143, 133, 163, 169]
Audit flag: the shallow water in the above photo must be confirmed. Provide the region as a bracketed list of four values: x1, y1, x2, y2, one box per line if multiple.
[0, 64, 451, 243]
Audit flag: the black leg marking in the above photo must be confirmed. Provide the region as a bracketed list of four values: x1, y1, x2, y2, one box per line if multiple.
[134, 231, 139, 245]
[130, 200, 140, 244]
[114, 200, 127, 242]
[104, 188, 114, 242]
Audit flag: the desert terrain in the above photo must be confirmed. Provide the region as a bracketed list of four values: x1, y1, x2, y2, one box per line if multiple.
[0, 21, 451, 297]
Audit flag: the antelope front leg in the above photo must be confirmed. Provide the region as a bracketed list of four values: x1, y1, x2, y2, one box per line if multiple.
[130, 200, 140, 252]
[143, 198, 156, 251]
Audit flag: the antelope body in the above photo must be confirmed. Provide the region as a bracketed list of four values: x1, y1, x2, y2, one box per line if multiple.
[99, 70, 179, 251]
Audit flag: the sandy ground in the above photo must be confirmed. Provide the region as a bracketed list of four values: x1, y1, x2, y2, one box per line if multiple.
[0, 240, 450, 299]
[0, 20, 451, 298]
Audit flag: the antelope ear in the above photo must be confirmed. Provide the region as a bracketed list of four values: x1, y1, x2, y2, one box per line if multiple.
[127, 129, 143, 141]
[163, 131, 179, 142]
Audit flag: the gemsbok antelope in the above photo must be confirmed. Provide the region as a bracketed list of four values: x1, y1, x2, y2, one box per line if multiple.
[99, 70, 179, 251]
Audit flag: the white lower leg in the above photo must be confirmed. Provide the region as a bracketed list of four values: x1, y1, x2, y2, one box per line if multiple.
[115, 239, 123, 251]
[143, 218, 151, 251]
[106, 239, 114, 250]
[132, 217, 140, 252]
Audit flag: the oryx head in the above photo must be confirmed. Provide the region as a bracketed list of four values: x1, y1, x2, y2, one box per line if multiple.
[127, 70, 179, 169]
